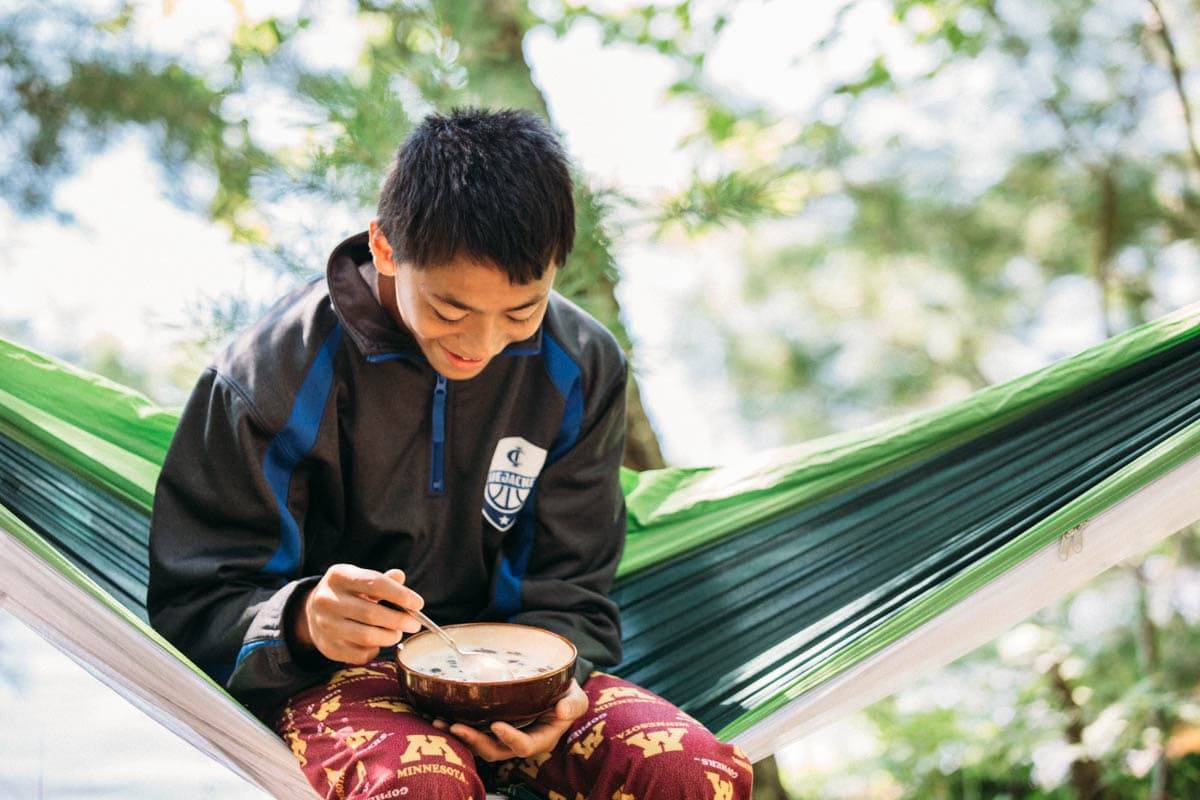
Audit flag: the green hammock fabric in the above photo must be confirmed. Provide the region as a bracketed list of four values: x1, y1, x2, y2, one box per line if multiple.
[1, 302, 1199, 741]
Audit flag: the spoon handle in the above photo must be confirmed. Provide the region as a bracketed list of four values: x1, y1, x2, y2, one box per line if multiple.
[406, 606, 464, 654]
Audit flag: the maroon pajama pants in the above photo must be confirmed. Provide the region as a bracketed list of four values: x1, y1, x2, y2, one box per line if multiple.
[271, 658, 753, 799]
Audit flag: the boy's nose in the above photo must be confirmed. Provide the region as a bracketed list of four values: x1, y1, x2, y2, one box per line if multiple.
[465, 318, 507, 359]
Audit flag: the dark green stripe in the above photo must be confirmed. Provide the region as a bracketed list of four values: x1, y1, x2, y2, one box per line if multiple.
[611, 334, 1200, 731]
[0, 434, 150, 619]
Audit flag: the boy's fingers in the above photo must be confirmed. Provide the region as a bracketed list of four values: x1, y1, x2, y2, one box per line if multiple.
[490, 722, 534, 757]
[337, 618, 404, 648]
[331, 642, 379, 665]
[450, 723, 514, 762]
[556, 681, 588, 720]
[327, 563, 381, 588]
[493, 719, 566, 758]
[344, 595, 421, 633]
[333, 566, 423, 611]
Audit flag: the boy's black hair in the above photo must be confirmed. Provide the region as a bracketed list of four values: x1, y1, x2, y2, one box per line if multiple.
[376, 107, 575, 283]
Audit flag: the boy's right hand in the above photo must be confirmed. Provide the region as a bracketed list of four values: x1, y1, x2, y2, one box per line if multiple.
[292, 565, 424, 664]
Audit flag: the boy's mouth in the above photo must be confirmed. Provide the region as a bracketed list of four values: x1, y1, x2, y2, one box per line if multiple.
[441, 344, 484, 368]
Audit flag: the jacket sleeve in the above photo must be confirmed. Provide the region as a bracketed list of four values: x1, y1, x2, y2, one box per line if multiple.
[508, 362, 628, 685]
[147, 367, 339, 719]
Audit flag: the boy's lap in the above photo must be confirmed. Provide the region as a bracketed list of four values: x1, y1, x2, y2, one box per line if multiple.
[271, 660, 746, 796]
[494, 671, 748, 793]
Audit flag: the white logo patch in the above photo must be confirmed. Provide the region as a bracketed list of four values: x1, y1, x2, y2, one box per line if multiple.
[483, 437, 548, 532]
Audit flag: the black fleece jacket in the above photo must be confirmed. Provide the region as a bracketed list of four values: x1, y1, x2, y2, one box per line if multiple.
[147, 231, 628, 718]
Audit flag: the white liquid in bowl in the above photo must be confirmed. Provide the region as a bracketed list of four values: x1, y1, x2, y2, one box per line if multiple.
[407, 646, 554, 682]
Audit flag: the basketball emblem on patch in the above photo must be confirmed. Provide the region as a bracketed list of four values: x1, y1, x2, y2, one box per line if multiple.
[483, 436, 548, 532]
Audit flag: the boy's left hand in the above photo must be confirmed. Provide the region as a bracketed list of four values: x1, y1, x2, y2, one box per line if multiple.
[433, 679, 588, 761]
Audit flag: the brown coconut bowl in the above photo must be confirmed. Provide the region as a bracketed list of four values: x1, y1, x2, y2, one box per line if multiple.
[396, 623, 576, 729]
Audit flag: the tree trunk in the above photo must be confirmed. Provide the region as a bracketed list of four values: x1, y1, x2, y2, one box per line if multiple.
[751, 755, 791, 800]
[430, 0, 665, 471]
[428, 4, 790, 794]
[1130, 564, 1170, 800]
[1047, 662, 1103, 800]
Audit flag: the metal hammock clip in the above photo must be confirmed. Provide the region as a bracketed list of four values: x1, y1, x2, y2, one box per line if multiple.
[1057, 524, 1085, 561]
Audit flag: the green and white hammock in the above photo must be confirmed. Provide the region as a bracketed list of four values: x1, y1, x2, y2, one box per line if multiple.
[2, 302, 1199, 799]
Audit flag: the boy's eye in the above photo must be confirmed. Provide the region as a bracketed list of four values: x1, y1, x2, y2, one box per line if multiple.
[508, 313, 536, 324]
[432, 307, 466, 324]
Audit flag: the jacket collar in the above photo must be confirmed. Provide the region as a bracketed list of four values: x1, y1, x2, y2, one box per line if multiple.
[326, 230, 543, 362]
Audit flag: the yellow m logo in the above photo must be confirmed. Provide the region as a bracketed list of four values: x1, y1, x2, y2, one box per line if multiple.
[706, 771, 733, 800]
[398, 734, 464, 766]
[570, 721, 607, 759]
[322, 765, 345, 800]
[341, 729, 379, 749]
[329, 666, 386, 686]
[312, 695, 341, 721]
[365, 699, 414, 714]
[283, 727, 307, 767]
[518, 751, 552, 779]
[596, 686, 652, 705]
[624, 727, 687, 758]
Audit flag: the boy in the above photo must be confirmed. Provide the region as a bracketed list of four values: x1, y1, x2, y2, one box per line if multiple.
[148, 107, 751, 799]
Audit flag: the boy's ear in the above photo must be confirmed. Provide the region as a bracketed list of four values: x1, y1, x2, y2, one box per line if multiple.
[368, 219, 398, 277]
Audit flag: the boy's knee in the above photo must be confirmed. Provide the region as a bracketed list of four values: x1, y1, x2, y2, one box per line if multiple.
[617, 730, 753, 800]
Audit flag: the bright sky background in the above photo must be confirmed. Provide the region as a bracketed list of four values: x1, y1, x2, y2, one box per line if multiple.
[1, 0, 1198, 796]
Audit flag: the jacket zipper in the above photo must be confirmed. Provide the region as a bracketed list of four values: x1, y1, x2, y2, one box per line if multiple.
[429, 373, 447, 495]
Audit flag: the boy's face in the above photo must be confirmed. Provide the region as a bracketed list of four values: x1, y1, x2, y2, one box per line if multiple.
[367, 220, 556, 380]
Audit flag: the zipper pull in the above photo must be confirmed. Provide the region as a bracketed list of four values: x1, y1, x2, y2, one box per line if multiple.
[430, 374, 448, 494]
[433, 375, 448, 442]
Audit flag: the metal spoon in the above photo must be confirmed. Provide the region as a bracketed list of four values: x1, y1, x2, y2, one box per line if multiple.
[405, 607, 515, 681]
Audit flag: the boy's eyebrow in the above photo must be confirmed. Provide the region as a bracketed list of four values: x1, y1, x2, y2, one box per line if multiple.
[431, 292, 547, 314]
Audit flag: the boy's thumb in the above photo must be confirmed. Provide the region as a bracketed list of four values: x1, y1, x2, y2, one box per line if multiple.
[558, 693, 586, 719]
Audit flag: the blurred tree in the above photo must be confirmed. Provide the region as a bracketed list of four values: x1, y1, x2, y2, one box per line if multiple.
[781, 528, 1200, 800]
[0, 0, 664, 468]
[542, 0, 1200, 797]
[550, 0, 1198, 438]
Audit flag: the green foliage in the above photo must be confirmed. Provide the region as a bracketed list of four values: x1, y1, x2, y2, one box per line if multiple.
[0, 4, 276, 238]
[833, 56, 893, 96]
[542, 0, 1200, 795]
[0, 0, 665, 466]
[654, 167, 798, 235]
[0, 0, 638, 341]
[783, 533, 1200, 798]
[585, 0, 1200, 442]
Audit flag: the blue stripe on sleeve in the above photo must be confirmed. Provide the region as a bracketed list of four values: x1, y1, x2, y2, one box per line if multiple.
[543, 332, 584, 465]
[494, 332, 584, 617]
[494, 485, 538, 618]
[262, 322, 344, 575]
[493, 540, 523, 618]
[234, 638, 283, 669]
